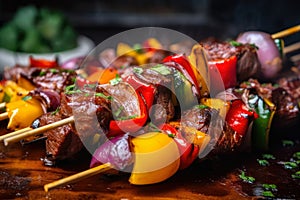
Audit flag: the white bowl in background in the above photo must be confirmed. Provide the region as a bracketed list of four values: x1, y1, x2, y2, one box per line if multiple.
[0, 35, 95, 72]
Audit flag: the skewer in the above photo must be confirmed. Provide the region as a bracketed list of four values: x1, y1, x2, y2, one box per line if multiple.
[0, 127, 32, 142]
[44, 163, 112, 192]
[290, 54, 300, 64]
[0, 102, 6, 110]
[4, 116, 74, 146]
[271, 24, 300, 39]
[283, 41, 300, 54]
[0, 112, 8, 121]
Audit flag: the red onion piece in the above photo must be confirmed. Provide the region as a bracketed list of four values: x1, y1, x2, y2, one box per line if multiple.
[61, 57, 85, 70]
[90, 134, 133, 170]
[236, 31, 282, 80]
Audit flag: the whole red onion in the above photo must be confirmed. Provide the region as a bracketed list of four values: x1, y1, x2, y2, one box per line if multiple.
[236, 31, 282, 80]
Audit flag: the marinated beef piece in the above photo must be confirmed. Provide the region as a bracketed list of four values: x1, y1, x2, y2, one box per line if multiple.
[181, 106, 242, 154]
[271, 87, 299, 128]
[201, 39, 261, 82]
[151, 85, 175, 124]
[133, 67, 175, 123]
[38, 112, 83, 163]
[38, 86, 113, 163]
[4, 67, 76, 93]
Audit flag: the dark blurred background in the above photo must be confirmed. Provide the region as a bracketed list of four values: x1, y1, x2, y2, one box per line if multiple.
[0, 0, 299, 45]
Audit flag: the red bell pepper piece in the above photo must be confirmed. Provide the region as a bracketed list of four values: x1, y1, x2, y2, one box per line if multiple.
[163, 54, 201, 97]
[160, 123, 200, 170]
[29, 56, 59, 69]
[225, 99, 258, 137]
[208, 56, 237, 89]
[122, 73, 156, 110]
[108, 91, 148, 137]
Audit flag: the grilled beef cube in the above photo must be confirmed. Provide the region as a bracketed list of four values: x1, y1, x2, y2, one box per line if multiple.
[39, 112, 83, 163]
[181, 106, 242, 155]
[4, 67, 76, 93]
[39, 86, 113, 163]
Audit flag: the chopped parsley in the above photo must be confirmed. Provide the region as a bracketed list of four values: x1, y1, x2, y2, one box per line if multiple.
[151, 64, 171, 75]
[257, 159, 269, 166]
[64, 84, 81, 95]
[109, 74, 122, 86]
[262, 191, 275, 198]
[51, 107, 60, 115]
[50, 68, 59, 73]
[239, 171, 255, 183]
[291, 171, 300, 179]
[293, 152, 300, 160]
[168, 133, 175, 138]
[262, 184, 277, 191]
[282, 161, 298, 169]
[195, 104, 209, 109]
[282, 140, 294, 147]
[95, 92, 113, 100]
[113, 106, 124, 117]
[39, 71, 46, 76]
[117, 114, 138, 121]
[148, 122, 161, 132]
[133, 67, 143, 75]
[229, 40, 242, 47]
[22, 95, 32, 101]
[262, 154, 276, 160]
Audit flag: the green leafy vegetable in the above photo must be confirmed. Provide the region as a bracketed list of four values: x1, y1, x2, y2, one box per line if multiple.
[262, 154, 276, 160]
[257, 159, 269, 166]
[282, 140, 294, 147]
[109, 74, 122, 86]
[262, 184, 277, 191]
[262, 191, 275, 198]
[95, 92, 113, 100]
[291, 171, 300, 179]
[239, 171, 255, 183]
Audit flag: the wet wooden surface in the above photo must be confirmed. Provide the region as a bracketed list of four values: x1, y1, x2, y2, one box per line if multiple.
[0, 121, 299, 200]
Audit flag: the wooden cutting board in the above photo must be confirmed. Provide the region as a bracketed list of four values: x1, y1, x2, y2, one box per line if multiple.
[0, 123, 299, 200]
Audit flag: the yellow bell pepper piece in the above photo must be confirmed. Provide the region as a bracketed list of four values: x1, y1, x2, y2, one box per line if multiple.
[17, 76, 36, 91]
[188, 44, 210, 96]
[3, 81, 29, 102]
[200, 98, 230, 118]
[116, 43, 150, 65]
[6, 97, 45, 130]
[129, 132, 180, 185]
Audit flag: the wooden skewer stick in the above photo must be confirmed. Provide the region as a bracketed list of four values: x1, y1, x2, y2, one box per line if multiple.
[44, 163, 112, 192]
[0, 102, 6, 110]
[283, 41, 300, 54]
[271, 25, 300, 39]
[0, 112, 8, 121]
[290, 54, 300, 63]
[0, 127, 32, 142]
[4, 116, 75, 146]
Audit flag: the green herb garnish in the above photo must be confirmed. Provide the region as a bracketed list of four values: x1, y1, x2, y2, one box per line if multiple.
[151, 64, 171, 75]
[195, 104, 209, 109]
[22, 95, 32, 101]
[282, 140, 294, 147]
[262, 154, 276, 160]
[257, 159, 269, 166]
[117, 114, 138, 121]
[262, 191, 275, 198]
[283, 161, 298, 169]
[51, 107, 60, 115]
[262, 184, 277, 191]
[133, 43, 143, 54]
[168, 133, 175, 138]
[239, 171, 255, 183]
[113, 106, 124, 117]
[291, 171, 300, 179]
[229, 40, 242, 47]
[133, 67, 143, 75]
[109, 74, 122, 86]
[293, 152, 300, 160]
[95, 92, 113, 100]
[50, 68, 58, 73]
[39, 71, 46, 76]
[148, 122, 162, 132]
